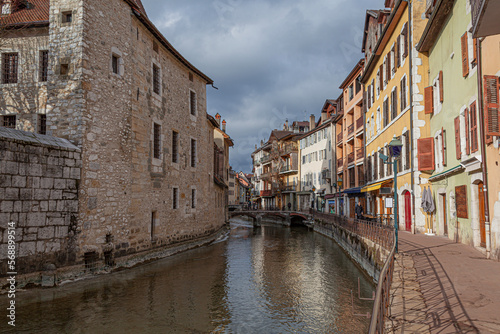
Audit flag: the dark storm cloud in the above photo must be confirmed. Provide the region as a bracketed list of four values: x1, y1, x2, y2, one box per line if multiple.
[142, 0, 377, 172]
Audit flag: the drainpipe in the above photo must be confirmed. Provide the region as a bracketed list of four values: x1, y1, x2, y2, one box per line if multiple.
[406, 0, 416, 234]
[476, 37, 491, 258]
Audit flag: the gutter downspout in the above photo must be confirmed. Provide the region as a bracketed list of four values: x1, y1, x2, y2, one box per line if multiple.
[476, 37, 491, 258]
[407, 0, 416, 234]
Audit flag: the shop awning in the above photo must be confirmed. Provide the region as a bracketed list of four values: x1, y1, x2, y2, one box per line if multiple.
[343, 187, 362, 194]
[361, 180, 391, 192]
[429, 165, 464, 182]
[324, 194, 337, 199]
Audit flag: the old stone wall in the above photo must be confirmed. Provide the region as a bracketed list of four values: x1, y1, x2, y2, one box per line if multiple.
[0, 127, 81, 275]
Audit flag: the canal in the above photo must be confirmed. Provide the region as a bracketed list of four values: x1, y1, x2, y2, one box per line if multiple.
[1, 219, 374, 333]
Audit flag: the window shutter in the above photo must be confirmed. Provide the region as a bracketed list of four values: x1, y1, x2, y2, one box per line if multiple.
[472, 38, 477, 65]
[439, 70, 444, 103]
[484, 75, 500, 137]
[403, 23, 408, 58]
[424, 86, 434, 114]
[465, 108, 470, 155]
[368, 84, 372, 108]
[363, 90, 368, 114]
[470, 101, 478, 152]
[461, 32, 469, 77]
[379, 64, 383, 88]
[455, 116, 461, 160]
[396, 35, 401, 68]
[418, 138, 434, 171]
[388, 50, 392, 78]
[442, 128, 446, 166]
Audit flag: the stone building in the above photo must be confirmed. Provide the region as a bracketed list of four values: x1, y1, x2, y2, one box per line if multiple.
[1, 0, 228, 276]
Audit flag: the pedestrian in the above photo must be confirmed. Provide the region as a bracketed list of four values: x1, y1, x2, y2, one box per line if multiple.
[355, 203, 364, 219]
[287, 202, 291, 211]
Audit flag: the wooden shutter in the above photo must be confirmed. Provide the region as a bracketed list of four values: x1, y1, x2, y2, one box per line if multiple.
[363, 90, 368, 113]
[472, 38, 477, 65]
[461, 32, 469, 77]
[470, 101, 478, 152]
[439, 70, 444, 103]
[455, 116, 461, 160]
[455, 185, 468, 219]
[396, 35, 401, 68]
[465, 108, 470, 155]
[418, 138, 434, 171]
[379, 64, 383, 88]
[442, 128, 447, 166]
[368, 85, 372, 108]
[424, 86, 434, 114]
[403, 23, 408, 58]
[388, 50, 392, 78]
[484, 75, 500, 136]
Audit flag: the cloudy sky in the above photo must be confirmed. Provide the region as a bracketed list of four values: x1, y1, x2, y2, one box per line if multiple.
[142, 0, 376, 172]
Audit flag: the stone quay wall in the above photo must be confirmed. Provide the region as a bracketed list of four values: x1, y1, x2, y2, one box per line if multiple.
[0, 128, 81, 275]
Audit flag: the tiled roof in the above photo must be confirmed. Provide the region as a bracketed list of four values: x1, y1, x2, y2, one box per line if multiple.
[0, 0, 49, 27]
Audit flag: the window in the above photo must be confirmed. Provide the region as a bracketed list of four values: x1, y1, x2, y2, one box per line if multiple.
[60, 62, 69, 76]
[38, 114, 46, 135]
[418, 137, 435, 171]
[383, 98, 389, 127]
[153, 64, 160, 95]
[151, 211, 157, 239]
[172, 188, 178, 209]
[190, 90, 196, 116]
[355, 75, 361, 95]
[153, 123, 161, 159]
[2, 115, 16, 128]
[191, 189, 196, 209]
[189, 72, 193, 82]
[172, 131, 179, 163]
[191, 138, 197, 167]
[39, 50, 48, 82]
[2, 3, 11, 14]
[2, 53, 18, 84]
[62, 11, 73, 24]
[400, 76, 407, 111]
[153, 41, 159, 53]
[349, 84, 354, 101]
[404, 131, 410, 171]
[391, 87, 398, 121]
[112, 54, 119, 74]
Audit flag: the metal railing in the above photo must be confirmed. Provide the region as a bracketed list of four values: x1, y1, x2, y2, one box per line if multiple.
[369, 234, 396, 333]
[348, 152, 355, 164]
[337, 132, 343, 142]
[280, 165, 298, 174]
[348, 124, 354, 136]
[280, 143, 298, 156]
[356, 148, 364, 160]
[310, 212, 394, 250]
[337, 158, 343, 168]
[356, 116, 364, 130]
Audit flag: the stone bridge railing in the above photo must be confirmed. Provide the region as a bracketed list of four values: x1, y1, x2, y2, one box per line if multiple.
[228, 210, 312, 226]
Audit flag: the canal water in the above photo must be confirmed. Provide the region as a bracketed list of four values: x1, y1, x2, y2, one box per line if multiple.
[1, 219, 374, 333]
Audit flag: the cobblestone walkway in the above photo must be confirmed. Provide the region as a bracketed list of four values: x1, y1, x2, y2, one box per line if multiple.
[385, 232, 500, 333]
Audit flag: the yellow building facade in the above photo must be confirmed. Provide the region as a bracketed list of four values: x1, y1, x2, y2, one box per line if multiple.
[361, 0, 430, 232]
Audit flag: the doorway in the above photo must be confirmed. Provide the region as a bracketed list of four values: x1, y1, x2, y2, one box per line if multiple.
[478, 181, 486, 247]
[440, 194, 448, 235]
[404, 191, 411, 231]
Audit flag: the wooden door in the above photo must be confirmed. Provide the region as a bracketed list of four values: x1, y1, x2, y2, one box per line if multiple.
[479, 182, 486, 247]
[350, 198, 355, 218]
[404, 191, 411, 231]
[441, 194, 448, 235]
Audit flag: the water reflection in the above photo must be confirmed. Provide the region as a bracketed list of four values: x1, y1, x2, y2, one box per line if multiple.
[1, 219, 373, 333]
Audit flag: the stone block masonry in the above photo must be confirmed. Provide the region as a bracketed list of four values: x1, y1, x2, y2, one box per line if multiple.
[0, 127, 81, 275]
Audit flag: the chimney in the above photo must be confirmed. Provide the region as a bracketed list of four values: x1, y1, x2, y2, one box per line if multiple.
[309, 114, 316, 130]
[222, 120, 226, 132]
[255, 144, 258, 150]
[321, 109, 328, 124]
[260, 140, 264, 147]
[285, 119, 289, 130]
[215, 113, 221, 128]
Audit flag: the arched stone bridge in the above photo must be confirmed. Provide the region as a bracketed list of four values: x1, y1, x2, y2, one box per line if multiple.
[228, 210, 314, 227]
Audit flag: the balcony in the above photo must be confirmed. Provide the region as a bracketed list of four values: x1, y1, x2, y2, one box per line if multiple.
[280, 165, 298, 175]
[280, 143, 298, 156]
[261, 171, 272, 180]
[337, 158, 343, 169]
[260, 190, 272, 197]
[356, 117, 363, 130]
[282, 185, 297, 193]
[261, 155, 272, 165]
[321, 169, 331, 180]
[471, 0, 500, 38]
[347, 124, 354, 136]
[356, 148, 364, 160]
[348, 152, 355, 164]
[337, 132, 343, 143]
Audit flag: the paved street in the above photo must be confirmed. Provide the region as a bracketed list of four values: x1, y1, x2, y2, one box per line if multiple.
[386, 232, 500, 333]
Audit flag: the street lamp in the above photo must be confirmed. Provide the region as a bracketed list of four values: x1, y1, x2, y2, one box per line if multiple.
[380, 135, 403, 252]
